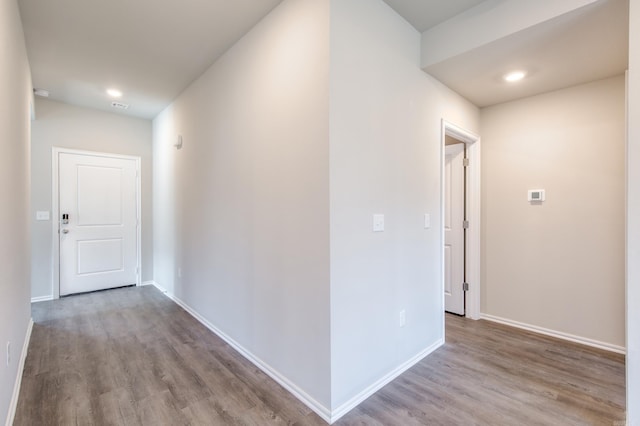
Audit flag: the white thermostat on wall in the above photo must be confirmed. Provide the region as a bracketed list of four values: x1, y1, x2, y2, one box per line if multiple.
[528, 189, 545, 202]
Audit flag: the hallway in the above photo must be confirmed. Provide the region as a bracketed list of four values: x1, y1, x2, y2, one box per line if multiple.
[14, 286, 625, 425]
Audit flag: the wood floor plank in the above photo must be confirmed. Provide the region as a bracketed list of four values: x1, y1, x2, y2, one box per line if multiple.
[135, 389, 190, 426]
[180, 397, 234, 425]
[97, 387, 139, 426]
[14, 286, 625, 425]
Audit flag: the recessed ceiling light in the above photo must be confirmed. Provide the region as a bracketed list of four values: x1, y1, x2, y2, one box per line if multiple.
[106, 88, 123, 98]
[504, 71, 526, 82]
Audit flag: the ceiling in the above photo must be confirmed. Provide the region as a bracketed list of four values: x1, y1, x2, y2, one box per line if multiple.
[19, 0, 283, 119]
[382, 0, 486, 32]
[19, 0, 629, 119]
[424, 0, 629, 107]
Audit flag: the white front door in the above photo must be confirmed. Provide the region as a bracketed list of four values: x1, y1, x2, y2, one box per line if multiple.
[59, 152, 139, 296]
[444, 143, 465, 315]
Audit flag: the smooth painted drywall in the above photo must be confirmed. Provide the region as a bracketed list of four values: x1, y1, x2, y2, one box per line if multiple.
[0, 0, 32, 422]
[481, 76, 625, 347]
[420, 0, 598, 69]
[153, 0, 331, 409]
[30, 98, 153, 299]
[628, 0, 640, 421]
[329, 0, 479, 409]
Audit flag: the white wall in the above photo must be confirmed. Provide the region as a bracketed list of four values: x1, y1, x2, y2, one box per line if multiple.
[480, 76, 626, 348]
[30, 98, 153, 299]
[627, 0, 640, 421]
[329, 0, 479, 411]
[0, 0, 32, 423]
[153, 0, 332, 411]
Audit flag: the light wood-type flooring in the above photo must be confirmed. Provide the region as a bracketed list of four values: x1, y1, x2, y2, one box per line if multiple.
[14, 286, 625, 425]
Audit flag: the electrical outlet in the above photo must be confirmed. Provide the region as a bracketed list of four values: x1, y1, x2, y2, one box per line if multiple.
[6, 342, 10, 366]
[399, 310, 406, 328]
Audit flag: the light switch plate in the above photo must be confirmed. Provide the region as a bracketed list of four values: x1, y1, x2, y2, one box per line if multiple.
[373, 214, 384, 232]
[424, 213, 430, 229]
[36, 211, 50, 221]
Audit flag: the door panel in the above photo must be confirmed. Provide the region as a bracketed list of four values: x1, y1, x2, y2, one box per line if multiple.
[444, 245, 452, 296]
[77, 238, 124, 274]
[59, 152, 138, 296]
[444, 143, 465, 315]
[77, 165, 123, 225]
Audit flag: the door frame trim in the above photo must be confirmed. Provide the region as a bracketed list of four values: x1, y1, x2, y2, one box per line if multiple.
[441, 120, 481, 320]
[51, 147, 142, 299]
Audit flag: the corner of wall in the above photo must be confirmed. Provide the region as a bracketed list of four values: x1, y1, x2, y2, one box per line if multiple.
[626, 0, 640, 422]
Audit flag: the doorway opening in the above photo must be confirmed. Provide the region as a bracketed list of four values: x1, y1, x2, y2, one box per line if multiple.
[444, 138, 466, 315]
[441, 120, 480, 320]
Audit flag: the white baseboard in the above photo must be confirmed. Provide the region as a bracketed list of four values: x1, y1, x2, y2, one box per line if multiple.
[154, 284, 332, 423]
[141, 280, 158, 287]
[329, 338, 444, 423]
[5, 318, 33, 426]
[480, 313, 626, 354]
[151, 283, 445, 423]
[146, 281, 168, 295]
[30, 295, 53, 303]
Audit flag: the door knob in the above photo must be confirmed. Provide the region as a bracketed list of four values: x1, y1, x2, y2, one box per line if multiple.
[62, 229, 69, 234]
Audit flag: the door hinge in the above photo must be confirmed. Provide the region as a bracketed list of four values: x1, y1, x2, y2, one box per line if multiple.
[463, 158, 470, 167]
[463, 220, 469, 229]
[136, 267, 140, 274]
[463, 282, 469, 292]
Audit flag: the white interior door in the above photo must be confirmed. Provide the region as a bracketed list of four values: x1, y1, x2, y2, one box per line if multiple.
[444, 143, 465, 315]
[59, 152, 138, 296]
